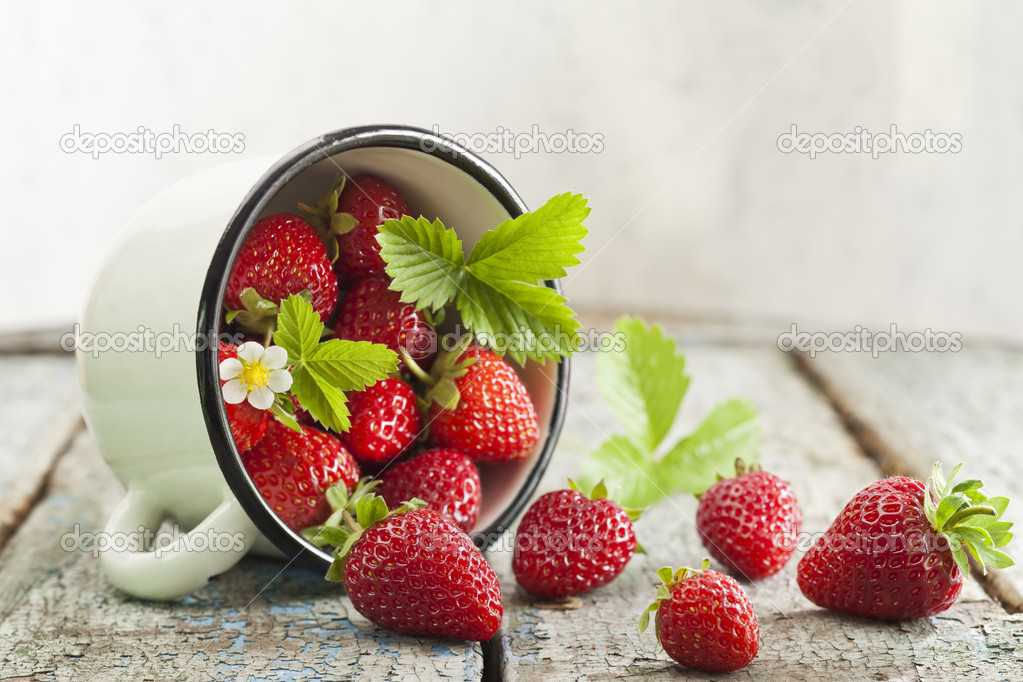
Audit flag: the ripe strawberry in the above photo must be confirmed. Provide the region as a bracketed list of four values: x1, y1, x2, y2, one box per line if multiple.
[334, 175, 411, 283]
[696, 460, 802, 580]
[512, 480, 638, 598]
[798, 463, 1014, 620]
[225, 213, 338, 330]
[317, 495, 502, 641]
[332, 277, 437, 365]
[298, 175, 412, 285]
[425, 341, 539, 463]
[339, 378, 421, 464]
[242, 420, 360, 531]
[378, 448, 481, 532]
[218, 343, 271, 451]
[640, 560, 759, 673]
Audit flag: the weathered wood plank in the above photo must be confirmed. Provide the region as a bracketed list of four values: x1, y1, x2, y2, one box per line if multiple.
[488, 345, 1023, 680]
[797, 346, 1023, 614]
[0, 328, 71, 355]
[0, 431, 484, 680]
[0, 356, 81, 551]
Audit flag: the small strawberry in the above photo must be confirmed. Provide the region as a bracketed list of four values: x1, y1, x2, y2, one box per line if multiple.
[798, 463, 1014, 620]
[339, 378, 421, 464]
[299, 175, 411, 284]
[242, 420, 360, 531]
[218, 343, 271, 451]
[332, 277, 437, 365]
[418, 339, 539, 463]
[696, 459, 802, 580]
[640, 560, 759, 673]
[512, 480, 639, 598]
[378, 448, 481, 532]
[225, 213, 338, 333]
[311, 493, 502, 641]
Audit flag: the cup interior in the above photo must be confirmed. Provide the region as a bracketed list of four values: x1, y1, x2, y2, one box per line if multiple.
[198, 127, 568, 569]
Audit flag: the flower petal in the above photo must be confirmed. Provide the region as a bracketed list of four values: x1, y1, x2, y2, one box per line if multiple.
[222, 378, 248, 404]
[247, 386, 275, 410]
[261, 345, 289, 370]
[219, 357, 243, 381]
[267, 368, 293, 392]
[238, 341, 264, 363]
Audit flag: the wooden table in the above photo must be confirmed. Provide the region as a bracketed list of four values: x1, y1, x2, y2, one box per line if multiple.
[1, 319, 1021, 680]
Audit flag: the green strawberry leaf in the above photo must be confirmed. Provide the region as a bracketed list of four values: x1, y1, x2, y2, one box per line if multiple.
[581, 316, 761, 509]
[466, 192, 589, 282]
[377, 216, 465, 313]
[596, 317, 689, 452]
[290, 367, 352, 433]
[273, 294, 324, 365]
[376, 194, 589, 363]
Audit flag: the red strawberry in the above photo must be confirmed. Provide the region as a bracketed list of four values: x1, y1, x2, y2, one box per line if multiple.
[696, 460, 802, 580]
[218, 343, 271, 451]
[512, 481, 638, 598]
[797, 463, 1014, 620]
[339, 378, 421, 464]
[379, 448, 481, 532]
[426, 341, 539, 463]
[242, 420, 360, 531]
[334, 175, 411, 283]
[332, 277, 437, 365]
[640, 560, 759, 673]
[318, 495, 502, 641]
[225, 213, 338, 330]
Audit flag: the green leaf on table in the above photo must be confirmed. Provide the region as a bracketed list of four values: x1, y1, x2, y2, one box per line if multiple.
[376, 193, 590, 363]
[580, 316, 761, 509]
[596, 317, 689, 452]
[660, 400, 760, 495]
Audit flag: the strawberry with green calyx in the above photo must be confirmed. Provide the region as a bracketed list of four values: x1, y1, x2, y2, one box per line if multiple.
[225, 213, 337, 336]
[640, 559, 759, 673]
[512, 479, 642, 599]
[315, 492, 503, 641]
[696, 457, 802, 580]
[296, 174, 359, 263]
[300, 477, 381, 547]
[798, 462, 1014, 620]
[403, 335, 539, 463]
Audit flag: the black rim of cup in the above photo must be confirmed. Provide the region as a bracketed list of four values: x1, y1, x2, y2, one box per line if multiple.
[196, 124, 570, 572]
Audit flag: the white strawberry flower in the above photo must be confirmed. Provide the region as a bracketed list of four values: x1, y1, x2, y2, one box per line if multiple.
[219, 341, 292, 410]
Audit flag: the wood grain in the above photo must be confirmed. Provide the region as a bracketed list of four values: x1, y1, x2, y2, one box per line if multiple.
[0, 356, 81, 551]
[0, 432, 484, 680]
[798, 345, 1023, 614]
[488, 345, 1023, 680]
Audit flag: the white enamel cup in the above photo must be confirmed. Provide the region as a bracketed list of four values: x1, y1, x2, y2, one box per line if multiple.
[78, 125, 569, 600]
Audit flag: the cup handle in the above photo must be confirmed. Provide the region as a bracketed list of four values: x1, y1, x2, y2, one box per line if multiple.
[100, 487, 258, 600]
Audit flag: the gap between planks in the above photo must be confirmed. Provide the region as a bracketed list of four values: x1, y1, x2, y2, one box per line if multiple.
[792, 350, 1023, 615]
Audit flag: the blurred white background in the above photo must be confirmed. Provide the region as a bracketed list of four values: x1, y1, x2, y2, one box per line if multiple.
[3, 0, 1021, 341]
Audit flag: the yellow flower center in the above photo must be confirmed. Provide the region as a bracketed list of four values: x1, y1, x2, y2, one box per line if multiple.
[239, 361, 270, 391]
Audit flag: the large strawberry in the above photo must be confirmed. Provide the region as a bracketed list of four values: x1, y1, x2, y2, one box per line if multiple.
[242, 420, 360, 531]
[420, 340, 539, 463]
[640, 560, 759, 673]
[378, 448, 481, 532]
[332, 277, 436, 365]
[312, 493, 502, 641]
[798, 463, 1014, 620]
[339, 378, 421, 464]
[512, 480, 639, 598]
[225, 213, 338, 333]
[696, 459, 802, 580]
[218, 343, 271, 451]
[299, 174, 411, 284]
